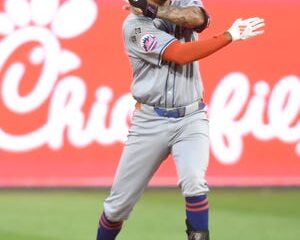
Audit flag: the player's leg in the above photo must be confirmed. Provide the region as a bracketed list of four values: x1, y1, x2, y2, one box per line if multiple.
[96, 109, 170, 240]
[171, 111, 210, 240]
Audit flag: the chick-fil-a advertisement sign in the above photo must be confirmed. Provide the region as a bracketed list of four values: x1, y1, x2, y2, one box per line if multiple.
[0, 0, 299, 187]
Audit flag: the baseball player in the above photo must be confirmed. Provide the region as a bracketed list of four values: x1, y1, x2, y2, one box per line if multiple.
[96, 1, 265, 240]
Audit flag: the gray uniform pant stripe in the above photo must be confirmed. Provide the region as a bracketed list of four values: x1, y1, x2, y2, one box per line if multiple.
[103, 108, 209, 222]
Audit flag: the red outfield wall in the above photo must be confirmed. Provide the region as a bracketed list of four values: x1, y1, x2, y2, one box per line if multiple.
[0, 0, 299, 187]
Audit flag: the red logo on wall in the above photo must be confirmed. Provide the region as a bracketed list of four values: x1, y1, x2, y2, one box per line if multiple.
[0, 0, 299, 186]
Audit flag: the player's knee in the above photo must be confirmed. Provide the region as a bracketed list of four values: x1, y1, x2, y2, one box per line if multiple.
[103, 197, 135, 222]
[180, 176, 209, 196]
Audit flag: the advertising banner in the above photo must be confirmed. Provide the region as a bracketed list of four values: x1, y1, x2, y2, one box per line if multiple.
[0, 0, 299, 186]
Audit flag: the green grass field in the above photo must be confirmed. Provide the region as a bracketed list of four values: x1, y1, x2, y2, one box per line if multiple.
[0, 188, 299, 240]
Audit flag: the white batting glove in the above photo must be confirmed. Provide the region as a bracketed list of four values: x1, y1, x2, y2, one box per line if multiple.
[227, 17, 265, 41]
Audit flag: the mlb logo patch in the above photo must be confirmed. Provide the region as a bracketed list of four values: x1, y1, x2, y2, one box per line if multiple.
[140, 34, 158, 52]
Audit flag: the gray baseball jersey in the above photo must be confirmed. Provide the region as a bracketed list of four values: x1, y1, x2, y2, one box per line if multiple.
[103, 0, 209, 222]
[123, 0, 205, 108]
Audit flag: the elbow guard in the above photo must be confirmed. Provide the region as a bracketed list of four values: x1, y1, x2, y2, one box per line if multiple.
[194, 7, 210, 33]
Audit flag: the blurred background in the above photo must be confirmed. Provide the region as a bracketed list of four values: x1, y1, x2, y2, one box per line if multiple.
[0, 0, 299, 239]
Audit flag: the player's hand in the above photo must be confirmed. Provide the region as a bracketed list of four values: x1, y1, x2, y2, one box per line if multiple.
[123, 0, 143, 15]
[227, 17, 265, 41]
[128, 0, 158, 19]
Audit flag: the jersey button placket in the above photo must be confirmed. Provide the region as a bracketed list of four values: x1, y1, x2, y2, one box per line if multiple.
[166, 77, 174, 108]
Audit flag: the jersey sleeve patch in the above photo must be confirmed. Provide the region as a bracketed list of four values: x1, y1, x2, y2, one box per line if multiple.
[140, 34, 158, 52]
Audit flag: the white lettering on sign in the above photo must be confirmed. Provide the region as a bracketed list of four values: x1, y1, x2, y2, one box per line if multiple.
[0, 0, 299, 164]
[0, 0, 135, 150]
[209, 73, 300, 164]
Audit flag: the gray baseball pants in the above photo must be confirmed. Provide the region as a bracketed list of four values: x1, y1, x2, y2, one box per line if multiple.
[103, 104, 210, 222]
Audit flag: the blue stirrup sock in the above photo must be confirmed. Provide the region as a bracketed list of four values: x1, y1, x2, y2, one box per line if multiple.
[96, 213, 123, 240]
[185, 194, 209, 231]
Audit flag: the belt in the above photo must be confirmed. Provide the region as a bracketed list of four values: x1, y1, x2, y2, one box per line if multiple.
[135, 101, 206, 118]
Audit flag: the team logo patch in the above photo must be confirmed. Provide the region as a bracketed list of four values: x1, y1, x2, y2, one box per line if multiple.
[140, 34, 158, 52]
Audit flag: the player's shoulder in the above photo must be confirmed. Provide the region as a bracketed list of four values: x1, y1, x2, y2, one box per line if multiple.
[123, 14, 154, 34]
